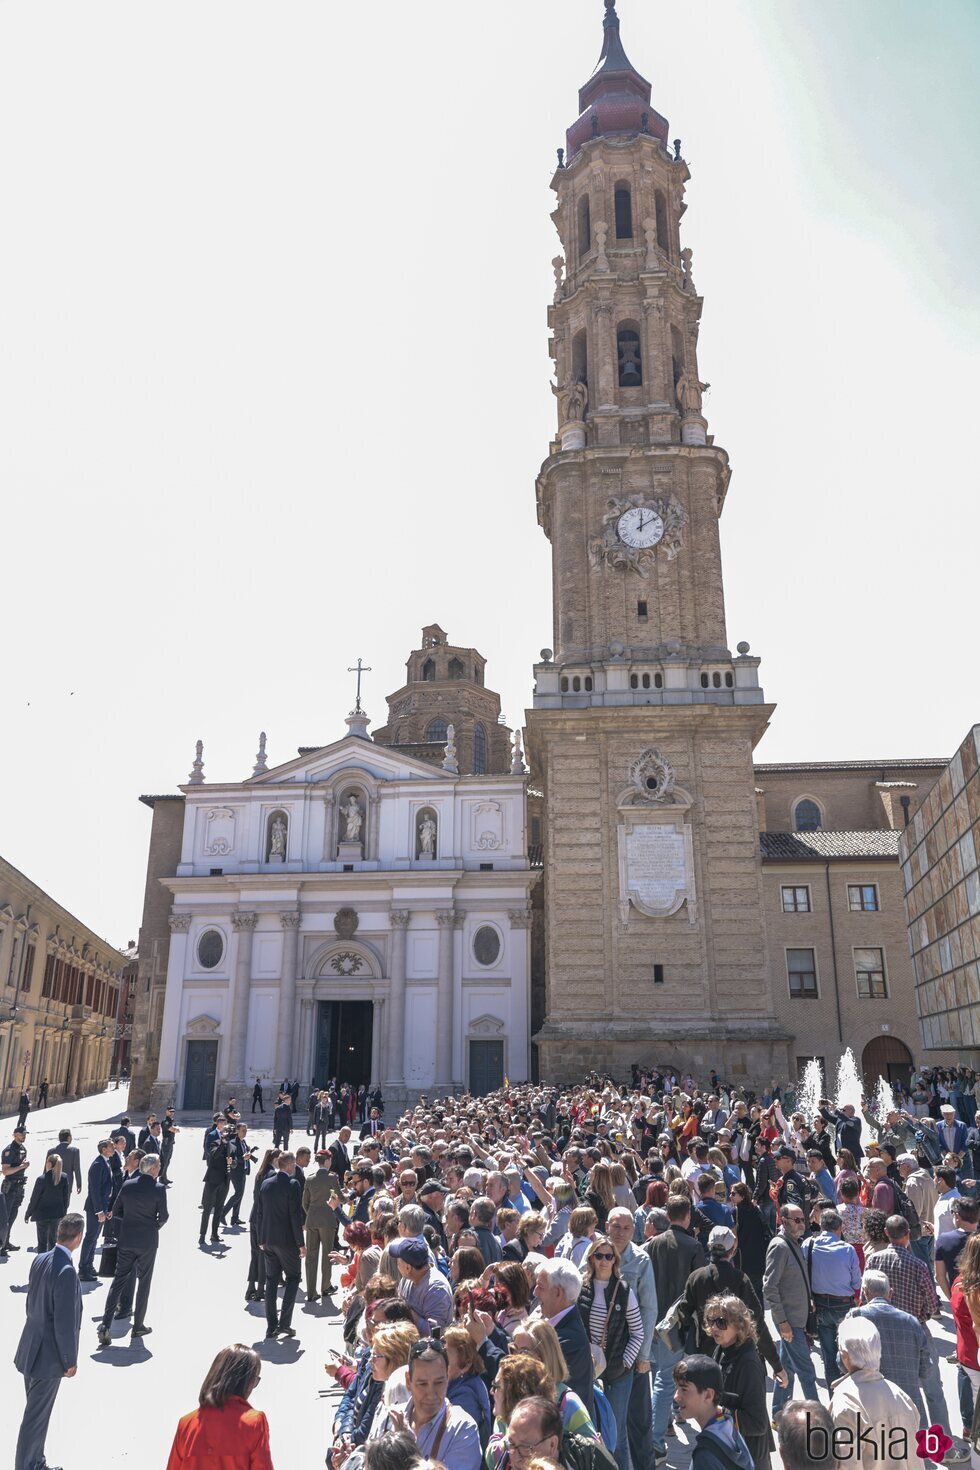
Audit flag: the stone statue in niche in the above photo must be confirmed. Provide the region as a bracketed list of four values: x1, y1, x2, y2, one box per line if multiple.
[676, 367, 709, 416]
[553, 378, 588, 426]
[269, 816, 287, 859]
[419, 814, 437, 856]
[342, 795, 363, 842]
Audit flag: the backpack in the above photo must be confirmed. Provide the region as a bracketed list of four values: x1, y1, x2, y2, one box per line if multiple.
[591, 1385, 617, 1453]
[887, 1177, 922, 1242]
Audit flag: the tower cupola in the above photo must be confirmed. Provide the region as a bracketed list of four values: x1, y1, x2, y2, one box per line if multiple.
[567, 1, 667, 160]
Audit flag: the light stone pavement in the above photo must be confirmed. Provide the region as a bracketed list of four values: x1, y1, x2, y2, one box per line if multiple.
[0, 1088, 969, 1469]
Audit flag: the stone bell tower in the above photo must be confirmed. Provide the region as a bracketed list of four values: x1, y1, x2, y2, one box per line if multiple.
[524, 1, 790, 1084]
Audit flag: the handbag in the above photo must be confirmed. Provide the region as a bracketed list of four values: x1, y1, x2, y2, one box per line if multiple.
[99, 1243, 118, 1278]
[590, 1280, 619, 1378]
[655, 1291, 687, 1354]
[799, 1238, 817, 1336]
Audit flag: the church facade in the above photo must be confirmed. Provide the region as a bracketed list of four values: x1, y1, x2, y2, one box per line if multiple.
[133, 636, 534, 1114]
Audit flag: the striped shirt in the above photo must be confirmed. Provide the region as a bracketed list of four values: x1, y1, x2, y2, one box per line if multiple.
[588, 1279, 644, 1371]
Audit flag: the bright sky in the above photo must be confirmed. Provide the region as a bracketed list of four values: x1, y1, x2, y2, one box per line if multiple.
[1, 1, 977, 948]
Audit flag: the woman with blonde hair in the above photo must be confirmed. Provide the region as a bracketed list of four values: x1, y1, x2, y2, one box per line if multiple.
[584, 1162, 615, 1230]
[579, 1236, 642, 1470]
[703, 1293, 773, 1469]
[332, 1322, 421, 1466]
[607, 1163, 634, 1212]
[24, 1151, 70, 1253]
[554, 1206, 597, 1267]
[488, 1352, 554, 1436]
[510, 1318, 598, 1440]
[167, 1342, 272, 1469]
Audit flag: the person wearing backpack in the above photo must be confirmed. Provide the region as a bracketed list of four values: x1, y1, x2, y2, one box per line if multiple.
[804, 1207, 862, 1388]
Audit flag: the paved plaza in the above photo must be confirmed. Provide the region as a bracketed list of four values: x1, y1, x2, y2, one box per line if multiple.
[0, 1087, 971, 1469]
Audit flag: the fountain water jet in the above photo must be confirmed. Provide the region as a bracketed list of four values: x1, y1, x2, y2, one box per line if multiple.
[875, 1075, 896, 1124]
[835, 1047, 865, 1123]
[798, 1058, 824, 1124]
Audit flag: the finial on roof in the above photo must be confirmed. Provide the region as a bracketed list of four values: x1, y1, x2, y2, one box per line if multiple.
[511, 729, 525, 776]
[442, 724, 459, 775]
[252, 731, 268, 776]
[345, 707, 372, 740]
[188, 739, 205, 785]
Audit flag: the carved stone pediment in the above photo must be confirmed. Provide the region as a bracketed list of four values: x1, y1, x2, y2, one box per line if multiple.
[469, 1014, 506, 1037]
[185, 1013, 221, 1036]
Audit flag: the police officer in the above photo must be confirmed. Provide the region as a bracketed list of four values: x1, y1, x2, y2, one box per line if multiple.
[160, 1107, 179, 1186]
[1, 1125, 31, 1254]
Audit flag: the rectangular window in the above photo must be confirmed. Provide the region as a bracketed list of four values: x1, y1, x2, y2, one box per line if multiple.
[781, 885, 811, 913]
[855, 947, 888, 998]
[21, 943, 36, 993]
[787, 948, 818, 999]
[848, 884, 879, 912]
[637, 600, 648, 621]
[42, 954, 55, 999]
[653, 964, 664, 984]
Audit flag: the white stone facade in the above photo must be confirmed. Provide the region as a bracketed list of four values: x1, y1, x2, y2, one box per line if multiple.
[148, 730, 534, 1111]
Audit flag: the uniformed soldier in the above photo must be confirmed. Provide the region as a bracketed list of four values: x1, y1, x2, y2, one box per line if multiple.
[1, 1124, 30, 1254]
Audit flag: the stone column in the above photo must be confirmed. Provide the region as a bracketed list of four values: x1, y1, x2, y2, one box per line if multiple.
[435, 910, 462, 1092]
[385, 911, 410, 1086]
[370, 1000, 382, 1087]
[227, 912, 258, 1085]
[276, 911, 301, 1082]
[67, 1035, 84, 1097]
[156, 913, 191, 1089]
[298, 999, 314, 1086]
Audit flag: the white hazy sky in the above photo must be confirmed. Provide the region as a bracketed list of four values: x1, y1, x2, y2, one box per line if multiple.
[1, 1, 978, 949]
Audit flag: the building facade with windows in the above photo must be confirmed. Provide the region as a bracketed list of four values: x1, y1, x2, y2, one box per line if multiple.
[900, 726, 980, 1066]
[753, 759, 947, 1085]
[0, 856, 127, 1114]
[131, 642, 535, 1115]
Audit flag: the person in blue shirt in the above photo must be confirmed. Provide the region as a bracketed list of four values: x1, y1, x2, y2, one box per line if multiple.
[803, 1207, 861, 1387]
[806, 1150, 838, 1205]
[695, 1177, 734, 1230]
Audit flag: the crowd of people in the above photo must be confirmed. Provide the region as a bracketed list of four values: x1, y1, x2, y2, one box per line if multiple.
[8, 1062, 980, 1470]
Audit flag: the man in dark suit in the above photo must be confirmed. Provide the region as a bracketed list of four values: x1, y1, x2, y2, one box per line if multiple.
[159, 1107, 179, 1185]
[17, 1089, 31, 1130]
[136, 1115, 158, 1151]
[820, 1102, 864, 1162]
[15, 1211, 83, 1470]
[313, 1093, 331, 1150]
[52, 1129, 82, 1195]
[252, 1077, 264, 1114]
[79, 1139, 115, 1281]
[115, 1116, 136, 1155]
[359, 1107, 383, 1140]
[329, 1127, 352, 1181]
[97, 1155, 168, 1344]
[273, 1094, 293, 1151]
[259, 1152, 305, 1339]
[221, 1123, 254, 1228]
[200, 1133, 233, 1245]
[532, 1258, 594, 1415]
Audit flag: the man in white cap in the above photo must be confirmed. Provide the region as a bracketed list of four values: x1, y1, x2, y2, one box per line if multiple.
[939, 1103, 969, 1159]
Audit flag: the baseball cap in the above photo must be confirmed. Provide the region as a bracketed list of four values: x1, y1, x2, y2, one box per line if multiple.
[708, 1226, 737, 1254]
[389, 1238, 429, 1269]
[776, 1145, 797, 1161]
[419, 1179, 447, 1199]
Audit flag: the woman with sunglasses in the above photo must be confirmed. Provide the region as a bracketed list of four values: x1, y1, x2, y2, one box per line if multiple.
[578, 1236, 643, 1470]
[333, 1323, 420, 1467]
[704, 1293, 776, 1469]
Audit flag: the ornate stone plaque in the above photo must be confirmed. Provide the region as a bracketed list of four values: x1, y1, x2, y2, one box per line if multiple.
[617, 819, 696, 923]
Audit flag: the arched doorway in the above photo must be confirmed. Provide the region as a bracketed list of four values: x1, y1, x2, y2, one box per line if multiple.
[862, 1036, 913, 1089]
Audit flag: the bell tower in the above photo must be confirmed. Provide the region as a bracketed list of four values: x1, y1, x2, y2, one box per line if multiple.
[525, 1, 789, 1084]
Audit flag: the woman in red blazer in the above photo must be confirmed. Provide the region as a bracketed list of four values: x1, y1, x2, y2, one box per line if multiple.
[167, 1343, 274, 1469]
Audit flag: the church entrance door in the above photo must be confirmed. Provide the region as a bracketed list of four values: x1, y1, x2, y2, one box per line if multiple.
[469, 1040, 504, 1097]
[314, 1000, 372, 1090]
[183, 1040, 218, 1110]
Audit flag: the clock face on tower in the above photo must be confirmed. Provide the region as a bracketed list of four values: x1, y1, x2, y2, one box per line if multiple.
[617, 505, 665, 550]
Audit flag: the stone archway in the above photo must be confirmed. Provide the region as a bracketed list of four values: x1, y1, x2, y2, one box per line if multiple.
[862, 1035, 914, 1089]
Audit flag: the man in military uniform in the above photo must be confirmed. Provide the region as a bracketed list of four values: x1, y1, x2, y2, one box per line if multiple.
[1, 1124, 30, 1255]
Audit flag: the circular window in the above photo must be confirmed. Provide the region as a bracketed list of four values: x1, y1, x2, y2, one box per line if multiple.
[197, 930, 224, 970]
[473, 925, 501, 967]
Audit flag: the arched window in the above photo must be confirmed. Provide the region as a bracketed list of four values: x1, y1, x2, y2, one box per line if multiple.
[655, 190, 669, 254]
[473, 722, 487, 775]
[712, 672, 721, 688]
[654, 673, 663, 688]
[641, 673, 651, 689]
[578, 195, 591, 257]
[617, 325, 642, 387]
[630, 674, 638, 690]
[572, 676, 581, 692]
[448, 657, 465, 680]
[421, 658, 435, 682]
[670, 325, 685, 402]
[794, 799, 823, 833]
[725, 672, 734, 688]
[614, 184, 633, 239]
[426, 719, 448, 743]
[700, 673, 710, 688]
